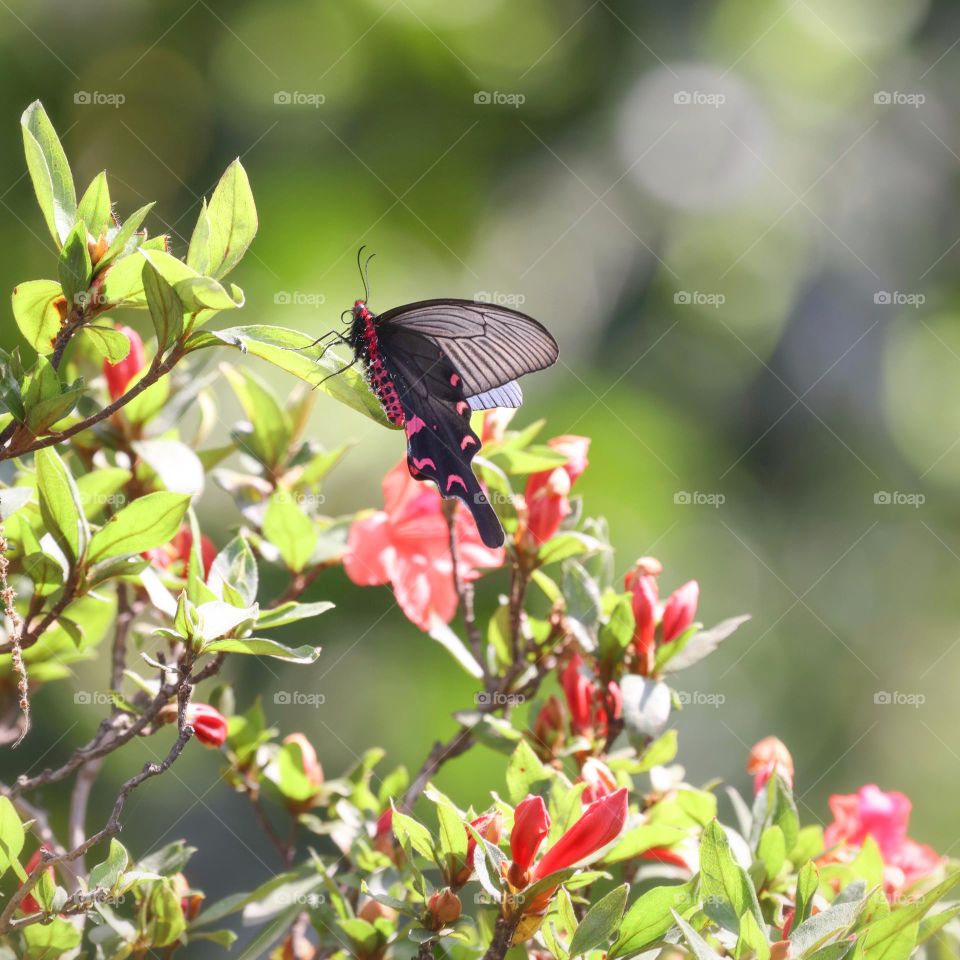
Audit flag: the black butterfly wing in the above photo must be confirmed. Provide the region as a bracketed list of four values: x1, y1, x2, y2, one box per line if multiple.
[376, 299, 559, 398]
[377, 326, 504, 548]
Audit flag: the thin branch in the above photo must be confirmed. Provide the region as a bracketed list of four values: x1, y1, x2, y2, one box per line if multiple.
[444, 506, 484, 673]
[0, 523, 30, 743]
[273, 561, 336, 607]
[401, 725, 476, 814]
[481, 910, 523, 960]
[248, 794, 296, 867]
[0, 577, 79, 655]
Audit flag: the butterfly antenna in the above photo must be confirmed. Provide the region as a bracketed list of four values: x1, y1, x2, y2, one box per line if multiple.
[362, 251, 375, 303]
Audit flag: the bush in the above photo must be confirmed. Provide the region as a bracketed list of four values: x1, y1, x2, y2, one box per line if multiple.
[0, 101, 955, 959]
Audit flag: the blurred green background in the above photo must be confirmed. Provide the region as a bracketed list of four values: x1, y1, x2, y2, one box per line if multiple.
[2, 0, 960, 939]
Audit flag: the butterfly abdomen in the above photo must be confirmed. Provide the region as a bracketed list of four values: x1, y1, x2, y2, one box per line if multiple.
[356, 305, 406, 427]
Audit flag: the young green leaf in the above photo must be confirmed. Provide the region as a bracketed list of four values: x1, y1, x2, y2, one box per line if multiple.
[80, 325, 131, 363]
[12, 279, 65, 354]
[203, 159, 258, 279]
[87, 491, 191, 563]
[35, 446, 89, 565]
[262, 493, 317, 572]
[795, 861, 820, 926]
[142, 261, 184, 353]
[672, 912, 724, 960]
[0, 796, 26, 881]
[89, 838, 129, 892]
[568, 884, 628, 957]
[77, 170, 112, 238]
[58, 219, 92, 309]
[609, 880, 696, 959]
[98, 202, 155, 270]
[21, 101, 76, 245]
[700, 820, 763, 934]
[202, 637, 321, 663]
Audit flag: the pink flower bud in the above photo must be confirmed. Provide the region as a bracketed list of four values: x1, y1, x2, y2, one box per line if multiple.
[661, 580, 699, 643]
[103, 325, 145, 401]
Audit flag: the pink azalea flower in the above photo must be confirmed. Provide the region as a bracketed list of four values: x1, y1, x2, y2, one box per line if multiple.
[523, 436, 590, 545]
[344, 460, 504, 630]
[824, 784, 942, 897]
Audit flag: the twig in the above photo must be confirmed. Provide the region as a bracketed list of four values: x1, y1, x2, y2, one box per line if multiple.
[401, 725, 476, 814]
[444, 506, 484, 673]
[417, 938, 437, 960]
[481, 910, 523, 960]
[273, 561, 335, 607]
[0, 347, 184, 461]
[0, 522, 30, 744]
[249, 794, 296, 866]
[0, 579, 79, 655]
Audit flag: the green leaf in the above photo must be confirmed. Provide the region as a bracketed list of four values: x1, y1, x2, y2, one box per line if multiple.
[88, 838, 128, 891]
[77, 170, 111, 238]
[132, 439, 205, 497]
[142, 261, 184, 353]
[209, 536, 259, 606]
[0, 486, 34, 519]
[255, 601, 334, 631]
[57, 220, 92, 308]
[202, 159, 258, 279]
[23, 355, 81, 433]
[98, 202, 155, 270]
[202, 637, 321, 663]
[795, 861, 820, 926]
[175, 275, 244, 314]
[35, 446, 89, 565]
[736, 910, 770, 960]
[539, 532, 606, 566]
[21, 100, 76, 245]
[700, 820, 763, 934]
[147, 880, 186, 947]
[262, 493, 317, 572]
[0, 797, 26, 880]
[505, 739, 551, 805]
[222, 366, 289, 469]
[391, 808, 436, 861]
[673, 911, 724, 960]
[790, 895, 865, 956]
[918, 905, 960, 945]
[12, 279, 64, 354]
[657, 614, 751, 673]
[568, 884, 628, 957]
[435, 802, 468, 874]
[757, 825, 787, 882]
[22, 916, 81, 957]
[80, 324, 131, 363]
[186, 324, 394, 428]
[427, 616, 483, 679]
[87, 491, 191, 563]
[598, 593, 635, 662]
[187, 198, 212, 274]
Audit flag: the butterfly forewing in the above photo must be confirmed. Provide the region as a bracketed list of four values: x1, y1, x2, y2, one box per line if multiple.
[376, 299, 559, 398]
[376, 326, 505, 547]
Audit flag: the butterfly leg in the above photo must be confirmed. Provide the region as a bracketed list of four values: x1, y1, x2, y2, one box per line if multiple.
[312, 355, 360, 388]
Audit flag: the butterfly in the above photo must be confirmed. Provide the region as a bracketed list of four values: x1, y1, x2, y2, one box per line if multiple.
[319, 253, 559, 547]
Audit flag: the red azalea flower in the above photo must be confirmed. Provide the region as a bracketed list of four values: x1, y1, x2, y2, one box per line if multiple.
[531, 695, 566, 753]
[145, 526, 217, 579]
[283, 733, 324, 796]
[456, 811, 504, 886]
[159, 703, 228, 747]
[533, 788, 628, 881]
[344, 460, 504, 630]
[639, 846, 691, 870]
[560, 654, 617, 741]
[103, 325, 146, 401]
[661, 580, 699, 642]
[523, 436, 590, 545]
[823, 785, 942, 897]
[510, 795, 551, 878]
[747, 736, 794, 793]
[625, 558, 661, 670]
[579, 757, 618, 804]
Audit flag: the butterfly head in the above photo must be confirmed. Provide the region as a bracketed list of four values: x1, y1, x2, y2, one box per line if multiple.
[352, 299, 372, 322]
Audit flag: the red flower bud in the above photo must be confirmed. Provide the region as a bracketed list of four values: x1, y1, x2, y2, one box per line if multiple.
[173, 873, 205, 922]
[561, 654, 595, 737]
[661, 580, 699, 643]
[533, 788, 627, 881]
[639, 846, 691, 870]
[579, 758, 618, 805]
[455, 811, 503, 887]
[103, 325, 145, 402]
[283, 733, 324, 793]
[427, 888, 462, 928]
[510, 795, 551, 876]
[159, 703, 228, 748]
[524, 467, 571, 545]
[747, 736, 794, 793]
[532, 696, 566, 753]
[18, 847, 54, 915]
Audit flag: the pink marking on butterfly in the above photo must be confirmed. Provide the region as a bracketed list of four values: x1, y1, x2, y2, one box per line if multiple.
[450, 373, 460, 387]
[460, 435, 477, 450]
[456, 401, 470, 416]
[411, 456, 436, 473]
[405, 415, 427, 437]
[446, 475, 468, 492]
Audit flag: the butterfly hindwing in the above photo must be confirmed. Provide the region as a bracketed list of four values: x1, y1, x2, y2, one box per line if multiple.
[377, 326, 504, 548]
[376, 299, 559, 397]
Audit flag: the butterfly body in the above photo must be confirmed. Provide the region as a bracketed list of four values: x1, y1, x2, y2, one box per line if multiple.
[345, 296, 559, 547]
